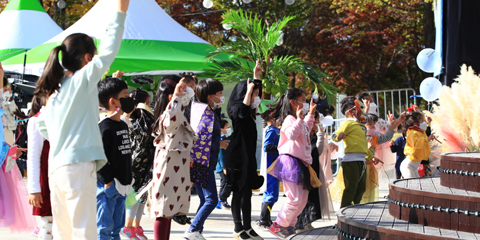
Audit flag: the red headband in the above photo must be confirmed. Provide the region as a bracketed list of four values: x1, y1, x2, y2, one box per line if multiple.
[164, 79, 177, 87]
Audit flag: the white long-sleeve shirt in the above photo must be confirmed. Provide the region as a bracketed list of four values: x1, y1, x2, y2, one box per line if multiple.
[27, 116, 44, 194]
[36, 12, 126, 174]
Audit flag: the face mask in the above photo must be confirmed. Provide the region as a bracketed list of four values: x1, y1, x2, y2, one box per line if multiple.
[225, 128, 232, 137]
[212, 95, 225, 109]
[366, 128, 376, 136]
[185, 87, 195, 100]
[302, 103, 309, 115]
[312, 93, 319, 100]
[250, 96, 261, 109]
[119, 97, 135, 113]
[419, 121, 428, 131]
[315, 123, 322, 131]
[368, 102, 377, 115]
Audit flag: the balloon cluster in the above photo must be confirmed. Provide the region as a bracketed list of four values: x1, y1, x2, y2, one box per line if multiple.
[416, 48, 442, 102]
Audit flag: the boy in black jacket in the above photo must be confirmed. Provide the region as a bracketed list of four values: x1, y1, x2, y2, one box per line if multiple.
[96, 77, 134, 240]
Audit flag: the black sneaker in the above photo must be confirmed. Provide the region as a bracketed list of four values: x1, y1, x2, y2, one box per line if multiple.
[173, 215, 187, 225]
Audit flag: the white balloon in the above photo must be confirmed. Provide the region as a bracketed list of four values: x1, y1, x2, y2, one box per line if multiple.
[321, 116, 334, 127]
[223, 24, 232, 30]
[419, 77, 442, 101]
[243, 0, 252, 3]
[203, 0, 214, 9]
[416, 48, 442, 73]
[285, 0, 295, 5]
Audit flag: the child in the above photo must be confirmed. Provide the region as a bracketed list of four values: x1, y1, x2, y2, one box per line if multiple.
[225, 78, 264, 240]
[26, 96, 53, 240]
[0, 61, 36, 233]
[400, 111, 432, 178]
[33, 0, 129, 238]
[256, 109, 280, 230]
[216, 119, 232, 209]
[332, 96, 381, 208]
[146, 76, 195, 240]
[267, 88, 316, 239]
[96, 77, 134, 240]
[122, 88, 155, 240]
[295, 111, 334, 232]
[390, 135, 406, 179]
[186, 78, 224, 239]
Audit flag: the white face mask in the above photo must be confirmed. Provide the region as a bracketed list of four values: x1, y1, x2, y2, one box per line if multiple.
[302, 102, 309, 115]
[250, 96, 261, 109]
[185, 87, 195, 100]
[225, 128, 232, 137]
[312, 93, 319, 100]
[419, 121, 428, 131]
[315, 123, 322, 131]
[212, 95, 225, 109]
[368, 102, 377, 115]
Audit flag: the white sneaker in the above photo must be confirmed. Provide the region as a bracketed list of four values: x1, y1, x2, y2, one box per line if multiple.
[182, 230, 206, 240]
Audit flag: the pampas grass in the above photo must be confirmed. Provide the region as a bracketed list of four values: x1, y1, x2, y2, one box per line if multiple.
[428, 65, 480, 153]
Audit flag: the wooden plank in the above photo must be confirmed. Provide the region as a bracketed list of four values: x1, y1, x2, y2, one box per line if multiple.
[457, 199, 470, 233]
[476, 202, 480, 234]
[449, 199, 460, 231]
[408, 178, 420, 224]
[364, 201, 384, 226]
[350, 203, 373, 222]
[439, 228, 459, 238]
[423, 225, 441, 236]
[456, 230, 478, 240]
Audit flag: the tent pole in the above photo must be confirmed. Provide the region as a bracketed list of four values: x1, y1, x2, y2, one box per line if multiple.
[22, 49, 27, 80]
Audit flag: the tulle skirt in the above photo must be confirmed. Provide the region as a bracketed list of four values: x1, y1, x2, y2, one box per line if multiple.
[0, 162, 36, 232]
[267, 154, 306, 184]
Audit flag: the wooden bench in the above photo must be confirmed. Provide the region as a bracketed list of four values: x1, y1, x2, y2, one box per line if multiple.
[337, 201, 479, 239]
[389, 177, 480, 233]
[287, 225, 337, 240]
[440, 152, 480, 192]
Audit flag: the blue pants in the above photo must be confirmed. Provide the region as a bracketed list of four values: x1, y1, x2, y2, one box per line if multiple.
[262, 173, 280, 204]
[190, 169, 218, 233]
[96, 180, 126, 240]
[263, 156, 280, 204]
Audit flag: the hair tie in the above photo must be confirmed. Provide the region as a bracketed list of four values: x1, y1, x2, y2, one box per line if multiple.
[164, 79, 177, 87]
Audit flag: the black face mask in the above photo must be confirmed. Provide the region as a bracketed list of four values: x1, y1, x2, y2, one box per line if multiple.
[119, 97, 135, 113]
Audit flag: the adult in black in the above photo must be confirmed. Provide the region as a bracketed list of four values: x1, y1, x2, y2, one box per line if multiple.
[225, 76, 264, 240]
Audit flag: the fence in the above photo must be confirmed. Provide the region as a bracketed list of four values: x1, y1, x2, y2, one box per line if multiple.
[326, 88, 417, 176]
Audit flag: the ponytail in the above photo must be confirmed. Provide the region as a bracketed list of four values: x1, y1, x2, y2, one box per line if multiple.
[34, 45, 65, 97]
[34, 33, 96, 97]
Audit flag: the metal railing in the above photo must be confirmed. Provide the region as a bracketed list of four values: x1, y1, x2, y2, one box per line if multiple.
[326, 88, 417, 176]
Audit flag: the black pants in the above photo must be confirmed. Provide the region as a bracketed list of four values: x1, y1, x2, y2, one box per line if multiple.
[218, 171, 232, 202]
[396, 171, 402, 180]
[231, 187, 253, 231]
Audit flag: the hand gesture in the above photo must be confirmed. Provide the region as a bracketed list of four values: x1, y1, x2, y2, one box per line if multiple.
[390, 140, 395, 146]
[372, 157, 383, 165]
[426, 116, 432, 124]
[308, 98, 317, 115]
[246, 78, 255, 94]
[223, 167, 227, 175]
[28, 193, 43, 208]
[387, 111, 396, 124]
[336, 132, 346, 141]
[296, 105, 304, 120]
[173, 77, 187, 99]
[220, 139, 230, 150]
[412, 104, 419, 112]
[363, 98, 372, 113]
[112, 70, 124, 78]
[253, 60, 263, 79]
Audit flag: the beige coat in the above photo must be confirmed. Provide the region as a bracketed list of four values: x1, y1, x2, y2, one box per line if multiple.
[149, 97, 196, 218]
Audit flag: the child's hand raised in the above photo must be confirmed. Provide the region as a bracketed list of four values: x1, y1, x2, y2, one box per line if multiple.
[173, 77, 187, 99]
[296, 105, 304, 120]
[372, 157, 383, 165]
[336, 132, 346, 140]
[308, 98, 317, 115]
[246, 78, 255, 94]
[253, 60, 263, 79]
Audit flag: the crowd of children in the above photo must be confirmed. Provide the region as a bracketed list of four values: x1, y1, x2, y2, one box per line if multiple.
[0, 0, 438, 239]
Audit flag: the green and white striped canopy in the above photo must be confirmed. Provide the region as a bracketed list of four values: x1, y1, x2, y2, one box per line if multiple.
[0, 0, 62, 61]
[2, 0, 218, 76]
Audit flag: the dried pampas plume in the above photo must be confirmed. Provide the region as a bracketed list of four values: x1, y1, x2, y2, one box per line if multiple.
[428, 65, 480, 152]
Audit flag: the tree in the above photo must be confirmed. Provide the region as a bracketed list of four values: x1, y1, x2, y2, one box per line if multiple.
[207, 9, 338, 103]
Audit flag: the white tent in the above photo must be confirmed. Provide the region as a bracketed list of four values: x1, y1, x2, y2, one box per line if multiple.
[0, 0, 62, 61]
[3, 0, 220, 76]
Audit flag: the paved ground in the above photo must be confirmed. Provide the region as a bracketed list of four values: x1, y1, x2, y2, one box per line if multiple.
[0, 176, 389, 239]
